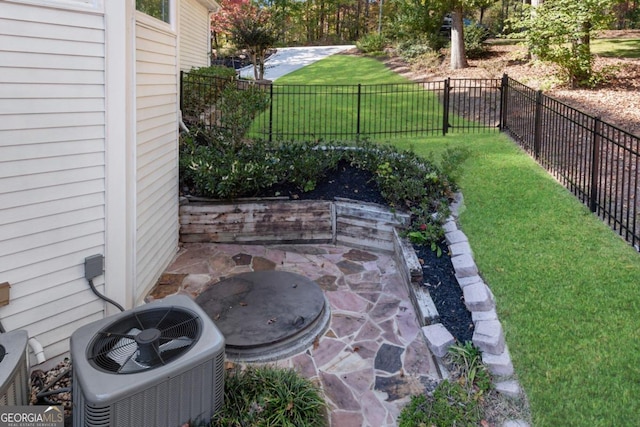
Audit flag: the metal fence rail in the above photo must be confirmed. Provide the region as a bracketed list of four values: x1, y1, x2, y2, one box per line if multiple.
[180, 71, 640, 250]
[180, 72, 501, 140]
[502, 76, 639, 249]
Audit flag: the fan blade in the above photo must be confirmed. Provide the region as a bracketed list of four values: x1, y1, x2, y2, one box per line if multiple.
[105, 328, 140, 370]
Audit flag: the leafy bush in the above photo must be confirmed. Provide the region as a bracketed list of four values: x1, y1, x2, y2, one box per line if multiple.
[464, 23, 490, 59]
[215, 84, 271, 147]
[356, 33, 386, 54]
[181, 66, 237, 124]
[180, 134, 344, 199]
[396, 36, 445, 61]
[212, 366, 327, 427]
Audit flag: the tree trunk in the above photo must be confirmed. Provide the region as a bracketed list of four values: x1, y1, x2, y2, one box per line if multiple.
[450, 8, 467, 70]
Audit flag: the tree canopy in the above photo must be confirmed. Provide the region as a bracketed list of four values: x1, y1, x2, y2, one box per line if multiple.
[513, 0, 616, 87]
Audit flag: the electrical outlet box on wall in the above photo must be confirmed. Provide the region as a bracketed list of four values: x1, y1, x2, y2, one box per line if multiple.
[0, 283, 10, 307]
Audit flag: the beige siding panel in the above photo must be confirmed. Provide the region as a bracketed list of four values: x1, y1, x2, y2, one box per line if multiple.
[0, 152, 103, 178]
[2, 279, 101, 319]
[0, 166, 104, 195]
[0, 51, 103, 71]
[9, 289, 104, 329]
[134, 49, 176, 66]
[0, 34, 104, 57]
[0, 67, 104, 85]
[0, 126, 104, 146]
[0, 97, 104, 115]
[1, 233, 104, 281]
[137, 61, 176, 75]
[0, 2, 103, 28]
[1, 207, 104, 242]
[134, 20, 179, 301]
[0, 193, 104, 226]
[137, 93, 175, 109]
[0, 139, 103, 161]
[0, 16, 103, 43]
[0, 83, 104, 99]
[0, 2, 106, 363]
[180, 0, 210, 70]
[0, 112, 104, 131]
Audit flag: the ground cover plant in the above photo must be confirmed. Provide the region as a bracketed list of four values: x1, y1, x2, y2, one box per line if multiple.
[398, 343, 494, 427]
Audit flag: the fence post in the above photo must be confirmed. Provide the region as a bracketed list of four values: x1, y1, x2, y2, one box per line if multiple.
[499, 73, 508, 131]
[589, 117, 602, 213]
[533, 90, 543, 159]
[268, 83, 274, 142]
[356, 84, 362, 136]
[442, 78, 450, 136]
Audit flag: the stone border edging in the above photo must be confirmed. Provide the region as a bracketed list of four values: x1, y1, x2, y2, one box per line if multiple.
[407, 193, 529, 426]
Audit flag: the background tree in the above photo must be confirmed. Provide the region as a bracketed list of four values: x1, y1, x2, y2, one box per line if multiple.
[212, 0, 277, 80]
[446, 0, 498, 69]
[514, 0, 615, 87]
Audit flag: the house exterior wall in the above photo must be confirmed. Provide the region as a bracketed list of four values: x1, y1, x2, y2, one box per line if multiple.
[134, 15, 180, 303]
[180, 0, 212, 71]
[0, 0, 216, 366]
[0, 0, 107, 364]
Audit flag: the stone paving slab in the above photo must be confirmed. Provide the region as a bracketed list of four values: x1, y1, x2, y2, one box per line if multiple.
[150, 242, 441, 427]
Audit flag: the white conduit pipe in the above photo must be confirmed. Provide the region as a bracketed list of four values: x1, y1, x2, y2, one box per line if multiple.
[28, 337, 46, 365]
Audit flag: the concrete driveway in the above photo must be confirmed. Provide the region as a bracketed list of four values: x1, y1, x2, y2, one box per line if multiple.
[238, 45, 355, 81]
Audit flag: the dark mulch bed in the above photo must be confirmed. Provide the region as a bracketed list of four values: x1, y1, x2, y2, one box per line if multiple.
[271, 162, 474, 343]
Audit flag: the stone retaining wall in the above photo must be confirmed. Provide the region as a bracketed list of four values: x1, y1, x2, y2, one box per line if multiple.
[179, 195, 527, 413]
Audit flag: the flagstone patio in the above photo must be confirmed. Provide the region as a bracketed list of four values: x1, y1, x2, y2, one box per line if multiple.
[149, 242, 441, 427]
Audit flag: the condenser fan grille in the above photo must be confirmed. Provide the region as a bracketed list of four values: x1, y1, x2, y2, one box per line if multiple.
[87, 307, 202, 374]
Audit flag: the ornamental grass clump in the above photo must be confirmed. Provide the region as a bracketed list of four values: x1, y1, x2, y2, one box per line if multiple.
[212, 366, 327, 427]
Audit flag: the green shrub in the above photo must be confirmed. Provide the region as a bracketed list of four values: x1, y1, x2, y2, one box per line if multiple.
[180, 135, 344, 199]
[396, 36, 445, 62]
[180, 136, 469, 256]
[181, 66, 237, 124]
[212, 366, 327, 427]
[464, 24, 490, 59]
[216, 84, 270, 147]
[356, 33, 386, 53]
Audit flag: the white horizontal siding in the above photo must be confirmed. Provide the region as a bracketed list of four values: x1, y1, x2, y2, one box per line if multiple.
[0, 1, 106, 364]
[180, 0, 210, 71]
[134, 20, 179, 303]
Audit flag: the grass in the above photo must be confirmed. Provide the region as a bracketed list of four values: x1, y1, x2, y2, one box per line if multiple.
[248, 55, 446, 140]
[397, 133, 640, 426]
[272, 55, 640, 426]
[592, 37, 640, 58]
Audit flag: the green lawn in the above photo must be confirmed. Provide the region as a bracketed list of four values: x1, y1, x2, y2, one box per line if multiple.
[592, 37, 640, 58]
[249, 55, 445, 139]
[398, 133, 640, 426]
[279, 55, 640, 426]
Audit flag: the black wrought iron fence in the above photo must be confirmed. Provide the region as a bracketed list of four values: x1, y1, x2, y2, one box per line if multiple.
[180, 71, 640, 250]
[180, 72, 502, 139]
[502, 75, 639, 250]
